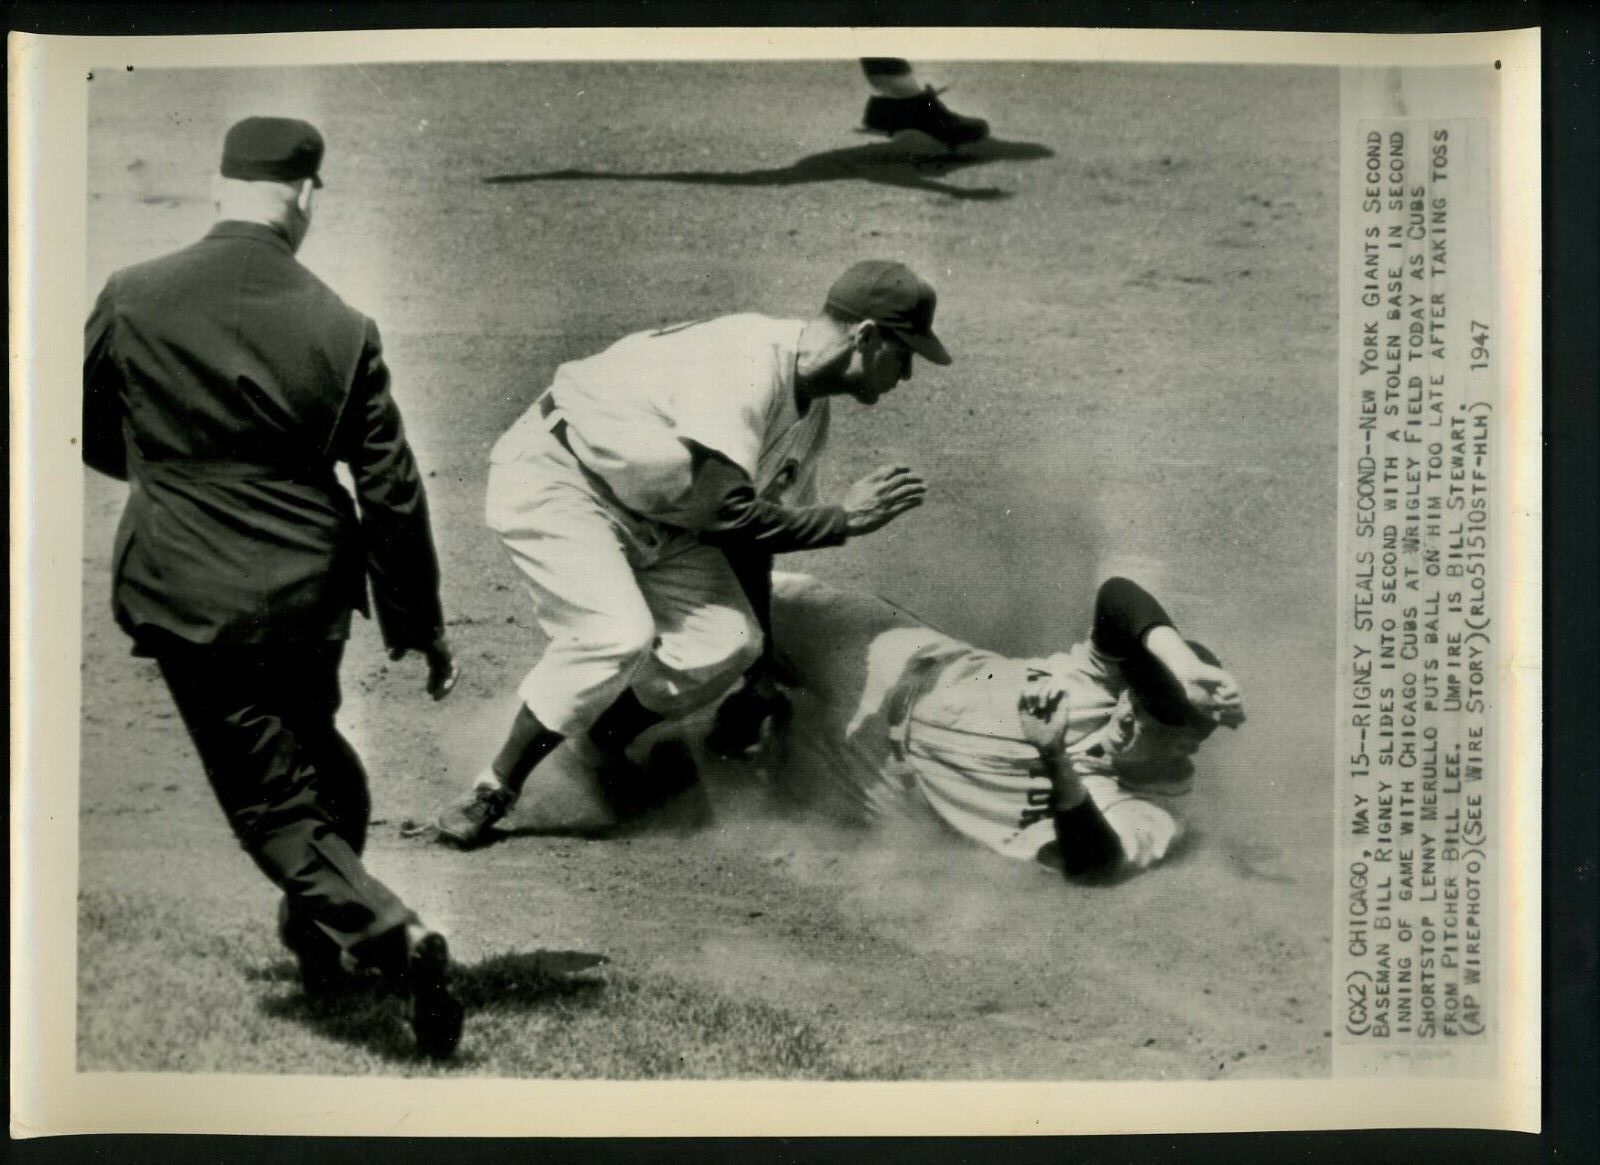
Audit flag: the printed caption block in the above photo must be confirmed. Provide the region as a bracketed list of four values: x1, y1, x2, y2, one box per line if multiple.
[1335, 72, 1498, 1077]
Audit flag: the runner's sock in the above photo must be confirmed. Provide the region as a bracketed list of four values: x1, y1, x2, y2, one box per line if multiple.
[861, 57, 925, 99]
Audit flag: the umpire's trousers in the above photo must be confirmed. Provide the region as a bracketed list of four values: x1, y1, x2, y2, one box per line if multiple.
[151, 635, 416, 970]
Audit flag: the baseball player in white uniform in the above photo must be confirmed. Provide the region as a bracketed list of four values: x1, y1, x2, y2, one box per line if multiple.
[435, 261, 951, 847]
[739, 571, 1245, 880]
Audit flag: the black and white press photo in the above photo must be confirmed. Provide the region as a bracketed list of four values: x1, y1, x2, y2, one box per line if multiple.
[11, 27, 1540, 1137]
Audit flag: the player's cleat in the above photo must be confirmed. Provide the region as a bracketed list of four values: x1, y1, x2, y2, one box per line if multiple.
[861, 87, 990, 148]
[277, 899, 350, 1002]
[643, 740, 714, 832]
[706, 681, 793, 759]
[594, 741, 711, 831]
[434, 780, 515, 848]
[405, 928, 465, 1060]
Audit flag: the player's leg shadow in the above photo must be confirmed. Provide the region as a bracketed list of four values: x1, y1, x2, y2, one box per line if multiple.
[254, 948, 609, 1064]
[482, 136, 1055, 202]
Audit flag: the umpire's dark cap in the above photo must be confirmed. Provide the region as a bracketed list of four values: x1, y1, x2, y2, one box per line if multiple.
[825, 260, 952, 365]
[221, 117, 324, 187]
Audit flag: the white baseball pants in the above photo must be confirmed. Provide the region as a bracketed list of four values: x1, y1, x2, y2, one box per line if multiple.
[485, 425, 761, 736]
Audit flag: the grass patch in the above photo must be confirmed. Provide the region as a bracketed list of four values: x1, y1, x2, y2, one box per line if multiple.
[76, 887, 904, 1079]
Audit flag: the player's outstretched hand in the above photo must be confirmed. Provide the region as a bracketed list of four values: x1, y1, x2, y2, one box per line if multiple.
[1017, 671, 1072, 753]
[841, 464, 927, 536]
[389, 633, 460, 701]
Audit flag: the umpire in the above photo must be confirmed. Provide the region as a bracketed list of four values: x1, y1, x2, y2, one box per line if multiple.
[82, 117, 464, 1058]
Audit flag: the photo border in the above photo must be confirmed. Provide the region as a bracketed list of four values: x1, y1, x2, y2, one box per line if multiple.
[10, 2, 1569, 1150]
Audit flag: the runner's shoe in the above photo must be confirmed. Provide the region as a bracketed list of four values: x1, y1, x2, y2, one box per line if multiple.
[862, 86, 990, 148]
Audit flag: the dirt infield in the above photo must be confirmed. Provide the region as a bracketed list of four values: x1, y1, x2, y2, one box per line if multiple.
[79, 60, 1338, 1079]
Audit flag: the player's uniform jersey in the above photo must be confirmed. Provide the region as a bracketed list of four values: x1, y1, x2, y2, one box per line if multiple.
[483, 316, 833, 734]
[770, 572, 1184, 871]
[492, 314, 829, 527]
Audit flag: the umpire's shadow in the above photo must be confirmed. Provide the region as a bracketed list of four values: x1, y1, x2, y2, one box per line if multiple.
[483, 136, 1054, 201]
[254, 948, 609, 1065]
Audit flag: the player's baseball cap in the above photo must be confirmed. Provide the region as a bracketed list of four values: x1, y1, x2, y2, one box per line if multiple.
[825, 260, 952, 365]
[221, 117, 325, 187]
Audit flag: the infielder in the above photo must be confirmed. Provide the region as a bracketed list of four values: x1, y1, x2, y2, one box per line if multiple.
[723, 571, 1245, 880]
[434, 260, 949, 847]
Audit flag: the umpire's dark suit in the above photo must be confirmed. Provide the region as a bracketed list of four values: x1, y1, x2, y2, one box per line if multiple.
[83, 217, 445, 971]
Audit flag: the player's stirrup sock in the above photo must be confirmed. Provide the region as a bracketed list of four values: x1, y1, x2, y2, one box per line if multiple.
[861, 57, 925, 99]
[488, 705, 564, 794]
[587, 689, 664, 760]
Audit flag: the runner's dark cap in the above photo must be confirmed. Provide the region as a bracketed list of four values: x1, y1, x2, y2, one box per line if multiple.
[825, 259, 952, 365]
[221, 117, 324, 187]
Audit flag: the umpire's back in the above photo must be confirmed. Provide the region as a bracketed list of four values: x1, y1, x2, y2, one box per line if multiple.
[77, 117, 464, 1059]
[102, 222, 365, 469]
[84, 118, 443, 653]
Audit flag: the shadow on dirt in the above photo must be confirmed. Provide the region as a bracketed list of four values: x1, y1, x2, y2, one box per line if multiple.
[255, 948, 609, 1063]
[423, 822, 613, 848]
[482, 136, 1055, 201]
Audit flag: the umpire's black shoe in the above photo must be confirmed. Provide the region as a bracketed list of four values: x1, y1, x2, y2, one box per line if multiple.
[277, 900, 350, 1002]
[862, 87, 990, 148]
[406, 927, 465, 1060]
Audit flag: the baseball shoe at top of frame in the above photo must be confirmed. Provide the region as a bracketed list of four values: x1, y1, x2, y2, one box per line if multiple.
[861, 86, 991, 149]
